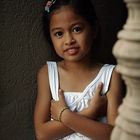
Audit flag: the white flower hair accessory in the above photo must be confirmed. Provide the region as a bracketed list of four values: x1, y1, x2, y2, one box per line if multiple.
[45, 0, 56, 13]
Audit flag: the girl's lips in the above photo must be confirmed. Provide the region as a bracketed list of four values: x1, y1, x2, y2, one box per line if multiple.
[64, 47, 79, 55]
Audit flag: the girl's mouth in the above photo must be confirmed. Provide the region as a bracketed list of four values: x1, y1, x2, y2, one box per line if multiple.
[64, 47, 79, 55]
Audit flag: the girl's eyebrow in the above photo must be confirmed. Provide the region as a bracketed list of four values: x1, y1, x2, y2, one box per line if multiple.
[71, 21, 84, 27]
[51, 21, 84, 32]
[51, 27, 62, 32]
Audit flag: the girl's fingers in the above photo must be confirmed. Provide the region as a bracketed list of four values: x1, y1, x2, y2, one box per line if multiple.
[95, 82, 103, 96]
[51, 99, 55, 103]
[58, 89, 68, 107]
[58, 89, 65, 101]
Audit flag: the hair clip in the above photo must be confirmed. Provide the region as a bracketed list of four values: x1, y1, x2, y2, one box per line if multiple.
[45, 0, 56, 13]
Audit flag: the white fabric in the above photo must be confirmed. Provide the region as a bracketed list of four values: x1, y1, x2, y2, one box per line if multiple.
[47, 61, 115, 140]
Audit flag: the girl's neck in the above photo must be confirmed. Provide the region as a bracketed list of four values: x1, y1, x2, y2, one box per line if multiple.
[59, 58, 97, 72]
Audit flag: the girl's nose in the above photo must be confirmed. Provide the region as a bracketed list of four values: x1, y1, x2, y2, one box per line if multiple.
[65, 33, 75, 45]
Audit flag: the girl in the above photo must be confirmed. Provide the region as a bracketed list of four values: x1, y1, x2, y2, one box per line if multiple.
[34, 0, 124, 140]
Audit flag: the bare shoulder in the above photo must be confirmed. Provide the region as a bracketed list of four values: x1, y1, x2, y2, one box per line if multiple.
[34, 64, 51, 124]
[107, 68, 124, 125]
[37, 64, 51, 99]
[107, 68, 124, 99]
[37, 64, 48, 78]
[110, 68, 123, 90]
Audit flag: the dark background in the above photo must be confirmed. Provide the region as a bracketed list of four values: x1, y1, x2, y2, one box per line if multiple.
[0, 0, 127, 139]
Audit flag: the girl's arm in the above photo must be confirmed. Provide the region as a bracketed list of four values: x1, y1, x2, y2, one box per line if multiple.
[51, 70, 124, 140]
[34, 65, 105, 140]
[34, 65, 74, 140]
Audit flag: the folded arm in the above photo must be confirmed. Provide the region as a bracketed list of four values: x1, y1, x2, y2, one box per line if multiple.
[34, 65, 106, 140]
[34, 65, 74, 140]
[51, 70, 124, 140]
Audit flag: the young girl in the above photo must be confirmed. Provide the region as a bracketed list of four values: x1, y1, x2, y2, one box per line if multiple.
[34, 0, 124, 139]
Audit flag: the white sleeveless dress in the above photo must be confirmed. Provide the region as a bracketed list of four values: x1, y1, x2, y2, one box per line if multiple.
[47, 61, 115, 140]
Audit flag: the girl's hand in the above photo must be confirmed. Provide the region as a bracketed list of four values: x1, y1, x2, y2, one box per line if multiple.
[79, 82, 107, 119]
[51, 89, 69, 121]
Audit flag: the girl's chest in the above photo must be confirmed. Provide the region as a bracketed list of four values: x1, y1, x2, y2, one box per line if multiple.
[64, 91, 92, 111]
[59, 72, 97, 92]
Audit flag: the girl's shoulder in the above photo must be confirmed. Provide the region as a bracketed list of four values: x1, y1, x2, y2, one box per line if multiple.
[38, 60, 58, 74]
[96, 63, 116, 72]
[37, 63, 50, 81]
[38, 61, 60, 78]
[38, 64, 48, 75]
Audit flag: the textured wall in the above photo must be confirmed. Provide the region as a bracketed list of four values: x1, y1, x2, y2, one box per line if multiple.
[0, 0, 127, 140]
[0, 0, 50, 139]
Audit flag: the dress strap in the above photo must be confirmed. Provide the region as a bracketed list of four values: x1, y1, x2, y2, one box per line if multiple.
[101, 64, 115, 94]
[68, 64, 115, 107]
[83, 64, 115, 95]
[47, 61, 59, 101]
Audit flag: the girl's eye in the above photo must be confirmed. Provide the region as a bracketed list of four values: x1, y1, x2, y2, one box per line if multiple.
[73, 26, 82, 33]
[55, 31, 63, 38]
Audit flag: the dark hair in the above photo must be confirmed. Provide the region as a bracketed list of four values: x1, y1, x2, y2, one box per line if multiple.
[43, 0, 101, 61]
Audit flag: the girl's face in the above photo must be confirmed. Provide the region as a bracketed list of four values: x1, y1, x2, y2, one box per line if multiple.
[50, 6, 95, 62]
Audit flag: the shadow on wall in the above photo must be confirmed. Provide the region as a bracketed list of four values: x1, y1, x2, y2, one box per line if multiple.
[0, 0, 127, 140]
[92, 0, 127, 64]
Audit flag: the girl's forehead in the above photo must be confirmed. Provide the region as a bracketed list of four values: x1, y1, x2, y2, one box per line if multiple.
[50, 6, 86, 27]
